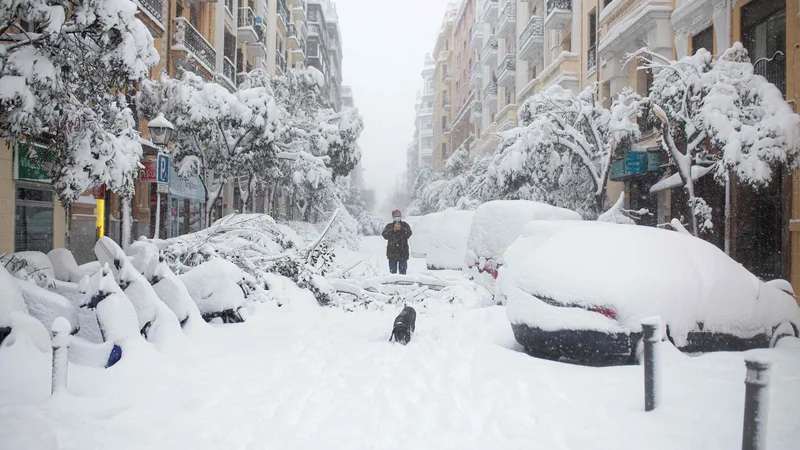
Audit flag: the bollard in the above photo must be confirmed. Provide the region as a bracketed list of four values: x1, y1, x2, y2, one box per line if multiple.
[742, 357, 771, 450]
[641, 316, 662, 412]
[50, 317, 71, 395]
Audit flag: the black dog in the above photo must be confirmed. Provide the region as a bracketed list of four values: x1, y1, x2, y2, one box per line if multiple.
[389, 306, 416, 345]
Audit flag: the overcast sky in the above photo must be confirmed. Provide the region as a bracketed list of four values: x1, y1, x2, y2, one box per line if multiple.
[334, 0, 453, 213]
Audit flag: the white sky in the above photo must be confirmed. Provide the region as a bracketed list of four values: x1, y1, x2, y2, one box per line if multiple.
[334, 0, 453, 212]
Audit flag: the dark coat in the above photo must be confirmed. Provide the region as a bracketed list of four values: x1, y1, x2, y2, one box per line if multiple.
[382, 221, 412, 261]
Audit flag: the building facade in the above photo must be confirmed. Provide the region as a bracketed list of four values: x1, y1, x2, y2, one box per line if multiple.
[416, 0, 800, 294]
[1, 0, 357, 261]
[432, 3, 460, 170]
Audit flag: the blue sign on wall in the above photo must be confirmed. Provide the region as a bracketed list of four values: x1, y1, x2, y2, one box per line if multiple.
[157, 154, 170, 183]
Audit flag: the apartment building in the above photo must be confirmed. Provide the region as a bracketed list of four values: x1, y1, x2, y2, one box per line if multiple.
[418, 55, 437, 169]
[450, 0, 480, 158]
[306, 0, 344, 111]
[433, 2, 460, 170]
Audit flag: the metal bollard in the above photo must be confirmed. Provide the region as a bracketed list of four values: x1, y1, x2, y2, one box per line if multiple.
[742, 357, 771, 450]
[641, 316, 662, 412]
[50, 317, 71, 395]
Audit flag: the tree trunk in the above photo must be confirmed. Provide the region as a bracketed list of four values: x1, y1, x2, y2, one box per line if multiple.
[121, 197, 131, 250]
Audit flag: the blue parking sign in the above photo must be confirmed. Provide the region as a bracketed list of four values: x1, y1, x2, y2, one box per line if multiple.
[157, 154, 169, 183]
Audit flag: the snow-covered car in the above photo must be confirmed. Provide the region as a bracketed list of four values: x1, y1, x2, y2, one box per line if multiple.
[465, 200, 581, 279]
[407, 212, 446, 258]
[425, 210, 474, 270]
[500, 221, 800, 365]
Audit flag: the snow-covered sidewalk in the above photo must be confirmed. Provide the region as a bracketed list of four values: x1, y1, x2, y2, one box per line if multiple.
[1, 238, 799, 449]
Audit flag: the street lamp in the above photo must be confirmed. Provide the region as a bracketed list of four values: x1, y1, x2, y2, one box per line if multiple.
[148, 113, 174, 240]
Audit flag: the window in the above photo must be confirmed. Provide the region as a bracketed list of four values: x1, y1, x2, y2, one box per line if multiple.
[15, 185, 54, 253]
[441, 143, 447, 158]
[441, 116, 447, 128]
[692, 26, 713, 55]
[588, 10, 597, 72]
[422, 137, 432, 148]
[742, 0, 786, 96]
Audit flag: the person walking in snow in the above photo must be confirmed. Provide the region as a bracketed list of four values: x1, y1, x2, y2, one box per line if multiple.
[382, 209, 412, 275]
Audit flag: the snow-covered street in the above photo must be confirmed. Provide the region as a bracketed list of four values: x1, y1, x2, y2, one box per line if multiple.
[1, 236, 800, 450]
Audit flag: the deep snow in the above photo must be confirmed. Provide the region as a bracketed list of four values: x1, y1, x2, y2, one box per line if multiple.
[1, 236, 799, 449]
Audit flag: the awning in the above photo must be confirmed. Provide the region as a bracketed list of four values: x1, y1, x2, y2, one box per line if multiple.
[649, 165, 715, 194]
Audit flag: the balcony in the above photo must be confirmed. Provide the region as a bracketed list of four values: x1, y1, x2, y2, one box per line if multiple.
[221, 56, 236, 90]
[442, 97, 451, 109]
[288, 23, 300, 48]
[292, 37, 306, 58]
[438, 50, 451, 62]
[545, 0, 572, 30]
[497, 2, 516, 38]
[276, 52, 287, 73]
[598, 0, 673, 57]
[482, 35, 498, 66]
[496, 104, 517, 131]
[482, 81, 498, 108]
[277, 0, 289, 32]
[248, 35, 267, 58]
[754, 52, 786, 96]
[470, 23, 483, 50]
[519, 15, 544, 62]
[534, 51, 580, 93]
[470, 61, 483, 87]
[442, 69, 451, 82]
[587, 43, 597, 73]
[172, 17, 216, 77]
[470, 102, 482, 124]
[237, 7, 258, 43]
[482, 0, 498, 23]
[443, 124, 452, 134]
[292, 0, 307, 22]
[135, 0, 165, 34]
[497, 53, 516, 88]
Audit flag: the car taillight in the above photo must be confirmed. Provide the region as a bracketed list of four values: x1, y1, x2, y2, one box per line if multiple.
[590, 307, 617, 320]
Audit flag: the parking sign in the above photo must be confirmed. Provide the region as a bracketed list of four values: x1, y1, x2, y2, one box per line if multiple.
[157, 154, 169, 183]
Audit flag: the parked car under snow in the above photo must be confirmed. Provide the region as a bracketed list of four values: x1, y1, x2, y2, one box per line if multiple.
[465, 200, 581, 280]
[499, 221, 800, 365]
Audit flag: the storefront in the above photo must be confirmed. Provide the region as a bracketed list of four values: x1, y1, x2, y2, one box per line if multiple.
[165, 165, 205, 238]
[0, 141, 66, 254]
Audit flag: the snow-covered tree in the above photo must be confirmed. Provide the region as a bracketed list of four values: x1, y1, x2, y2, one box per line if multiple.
[0, 0, 159, 203]
[632, 43, 800, 235]
[239, 67, 363, 216]
[137, 71, 280, 225]
[491, 85, 642, 217]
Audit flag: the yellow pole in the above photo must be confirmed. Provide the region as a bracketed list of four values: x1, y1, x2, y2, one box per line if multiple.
[96, 198, 105, 237]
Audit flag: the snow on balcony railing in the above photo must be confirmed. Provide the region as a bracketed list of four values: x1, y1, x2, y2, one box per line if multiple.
[520, 15, 543, 48]
[483, 35, 498, 56]
[546, 0, 572, 15]
[138, 0, 163, 23]
[482, 0, 498, 21]
[587, 43, 597, 72]
[498, 53, 516, 76]
[223, 57, 236, 85]
[754, 51, 786, 97]
[278, 0, 290, 27]
[238, 7, 255, 28]
[470, 23, 483, 47]
[498, 2, 516, 36]
[483, 81, 498, 99]
[172, 17, 216, 72]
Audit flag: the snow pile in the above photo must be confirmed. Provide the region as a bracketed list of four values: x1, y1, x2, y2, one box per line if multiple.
[500, 221, 800, 345]
[77, 264, 143, 345]
[0, 267, 28, 329]
[4, 251, 56, 287]
[425, 210, 474, 270]
[465, 200, 582, 274]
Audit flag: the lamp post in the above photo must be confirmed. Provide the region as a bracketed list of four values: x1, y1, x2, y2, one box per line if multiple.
[147, 113, 174, 240]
